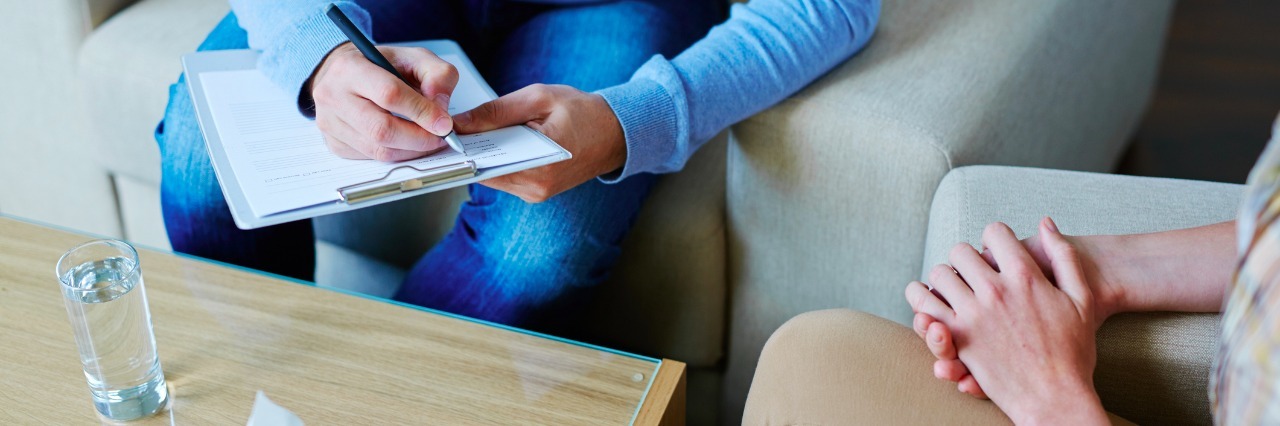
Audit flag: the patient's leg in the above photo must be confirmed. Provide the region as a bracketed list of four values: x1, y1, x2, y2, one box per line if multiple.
[743, 309, 1134, 425]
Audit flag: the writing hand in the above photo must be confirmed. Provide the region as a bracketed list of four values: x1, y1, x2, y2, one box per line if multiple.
[309, 43, 459, 162]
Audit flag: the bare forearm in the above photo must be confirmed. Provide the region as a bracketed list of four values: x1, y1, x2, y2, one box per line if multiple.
[1084, 221, 1235, 314]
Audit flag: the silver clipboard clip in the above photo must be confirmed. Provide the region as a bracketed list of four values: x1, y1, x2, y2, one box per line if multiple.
[337, 160, 477, 205]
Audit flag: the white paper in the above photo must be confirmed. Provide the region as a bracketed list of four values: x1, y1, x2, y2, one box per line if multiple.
[199, 54, 562, 217]
[246, 391, 304, 426]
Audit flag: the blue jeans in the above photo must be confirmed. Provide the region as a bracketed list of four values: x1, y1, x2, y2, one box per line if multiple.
[158, 0, 721, 327]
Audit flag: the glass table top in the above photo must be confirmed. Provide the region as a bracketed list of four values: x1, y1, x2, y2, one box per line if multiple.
[0, 215, 662, 424]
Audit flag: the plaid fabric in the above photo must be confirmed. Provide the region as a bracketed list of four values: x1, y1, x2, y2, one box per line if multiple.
[1213, 115, 1280, 425]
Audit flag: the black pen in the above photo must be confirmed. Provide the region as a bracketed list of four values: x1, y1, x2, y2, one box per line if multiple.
[325, 4, 466, 155]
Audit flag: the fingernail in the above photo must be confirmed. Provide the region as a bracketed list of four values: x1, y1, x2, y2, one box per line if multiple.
[1045, 217, 1060, 233]
[455, 111, 471, 126]
[435, 93, 451, 113]
[431, 116, 452, 136]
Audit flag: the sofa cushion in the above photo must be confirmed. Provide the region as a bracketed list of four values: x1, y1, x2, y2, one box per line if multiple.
[79, 0, 228, 185]
[114, 174, 170, 250]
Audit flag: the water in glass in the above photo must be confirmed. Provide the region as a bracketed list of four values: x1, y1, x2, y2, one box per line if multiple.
[60, 254, 168, 420]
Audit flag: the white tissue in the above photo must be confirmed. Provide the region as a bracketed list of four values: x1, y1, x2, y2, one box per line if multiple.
[246, 391, 304, 426]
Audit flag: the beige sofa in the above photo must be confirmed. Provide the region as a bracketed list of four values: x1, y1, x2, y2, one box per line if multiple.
[1, 0, 1174, 423]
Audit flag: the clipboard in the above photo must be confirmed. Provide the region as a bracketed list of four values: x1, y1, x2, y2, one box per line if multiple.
[183, 40, 571, 229]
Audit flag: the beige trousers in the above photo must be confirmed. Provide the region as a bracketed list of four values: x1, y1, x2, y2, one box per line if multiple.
[742, 309, 1133, 425]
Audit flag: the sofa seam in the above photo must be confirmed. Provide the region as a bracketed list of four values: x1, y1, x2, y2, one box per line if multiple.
[870, 109, 953, 170]
[106, 172, 127, 240]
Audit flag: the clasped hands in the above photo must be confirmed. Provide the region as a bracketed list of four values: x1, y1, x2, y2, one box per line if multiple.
[905, 218, 1116, 425]
[308, 44, 625, 203]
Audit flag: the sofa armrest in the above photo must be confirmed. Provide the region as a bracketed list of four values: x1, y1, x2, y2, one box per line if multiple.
[80, 0, 229, 186]
[923, 166, 1241, 425]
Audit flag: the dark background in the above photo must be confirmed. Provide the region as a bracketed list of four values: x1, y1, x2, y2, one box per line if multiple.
[1119, 1, 1280, 183]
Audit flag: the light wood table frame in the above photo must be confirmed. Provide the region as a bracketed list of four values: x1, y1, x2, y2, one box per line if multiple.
[0, 217, 684, 425]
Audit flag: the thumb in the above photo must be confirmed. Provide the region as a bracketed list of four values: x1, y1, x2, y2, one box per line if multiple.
[454, 85, 551, 134]
[1039, 217, 1092, 308]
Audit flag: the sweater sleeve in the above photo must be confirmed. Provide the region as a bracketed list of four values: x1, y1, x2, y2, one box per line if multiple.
[595, 0, 880, 182]
[228, 0, 374, 116]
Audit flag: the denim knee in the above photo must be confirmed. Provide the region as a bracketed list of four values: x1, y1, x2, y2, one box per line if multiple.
[490, 0, 721, 94]
[487, 230, 621, 304]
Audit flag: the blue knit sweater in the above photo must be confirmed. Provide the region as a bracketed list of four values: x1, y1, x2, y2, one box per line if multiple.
[228, 0, 880, 182]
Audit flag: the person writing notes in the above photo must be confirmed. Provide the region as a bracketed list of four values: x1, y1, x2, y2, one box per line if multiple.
[158, 0, 880, 327]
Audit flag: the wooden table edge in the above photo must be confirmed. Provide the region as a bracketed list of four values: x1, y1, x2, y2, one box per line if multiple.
[633, 359, 686, 426]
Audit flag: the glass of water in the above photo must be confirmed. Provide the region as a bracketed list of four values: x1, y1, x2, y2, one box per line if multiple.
[55, 239, 168, 421]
